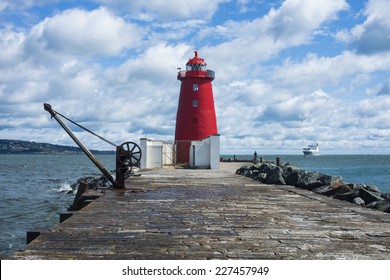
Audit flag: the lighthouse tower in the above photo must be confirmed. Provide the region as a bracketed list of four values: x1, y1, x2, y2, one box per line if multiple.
[175, 51, 218, 163]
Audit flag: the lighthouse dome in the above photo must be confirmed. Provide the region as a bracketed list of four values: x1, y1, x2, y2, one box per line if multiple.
[186, 51, 207, 71]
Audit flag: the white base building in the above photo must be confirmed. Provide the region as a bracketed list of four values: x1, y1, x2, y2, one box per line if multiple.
[139, 134, 220, 170]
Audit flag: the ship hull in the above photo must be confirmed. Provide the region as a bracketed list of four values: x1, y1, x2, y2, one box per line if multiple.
[303, 151, 319, 156]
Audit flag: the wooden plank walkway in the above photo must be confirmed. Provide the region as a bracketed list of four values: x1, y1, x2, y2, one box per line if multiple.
[10, 163, 390, 259]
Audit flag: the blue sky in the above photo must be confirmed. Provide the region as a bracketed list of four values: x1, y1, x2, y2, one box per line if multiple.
[1, 0, 390, 155]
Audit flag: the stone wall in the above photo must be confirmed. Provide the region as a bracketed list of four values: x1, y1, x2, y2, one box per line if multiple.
[236, 162, 390, 213]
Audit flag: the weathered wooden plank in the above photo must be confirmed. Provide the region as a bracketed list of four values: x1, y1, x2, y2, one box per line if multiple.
[9, 167, 390, 260]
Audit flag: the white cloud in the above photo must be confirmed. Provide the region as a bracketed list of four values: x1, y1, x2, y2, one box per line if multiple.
[271, 51, 390, 93]
[202, 0, 348, 81]
[336, 0, 390, 54]
[114, 43, 190, 84]
[0, 27, 25, 65]
[28, 7, 143, 57]
[265, 0, 348, 45]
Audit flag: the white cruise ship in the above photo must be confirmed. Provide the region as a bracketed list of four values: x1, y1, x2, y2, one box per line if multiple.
[303, 143, 319, 156]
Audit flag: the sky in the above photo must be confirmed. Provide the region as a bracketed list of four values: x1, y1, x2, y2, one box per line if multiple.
[1, 0, 390, 155]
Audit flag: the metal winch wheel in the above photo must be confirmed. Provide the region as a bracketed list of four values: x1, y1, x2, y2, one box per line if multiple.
[116, 141, 142, 167]
[44, 103, 143, 188]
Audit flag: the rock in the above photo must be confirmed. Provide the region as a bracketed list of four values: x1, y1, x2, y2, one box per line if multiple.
[364, 185, 380, 192]
[265, 166, 286, 185]
[320, 173, 342, 186]
[297, 172, 322, 190]
[72, 175, 112, 191]
[250, 170, 260, 180]
[313, 184, 359, 202]
[249, 164, 259, 170]
[258, 163, 273, 174]
[70, 176, 95, 190]
[381, 193, 390, 200]
[366, 201, 378, 209]
[312, 185, 334, 196]
[333, 185, 359, 202]
[376, 199, 390, 212]
[258, 173, 267, 183]
[282, 165, 302, 182]
[353, 197, 365, 206]
[235, 163, 389, 213]
[359, 188, 384, 204]
[298, 172, 342, 191]
[243, 169, 252, 178]
[235, 165, 250, 175]
[284, 170, 305, 186]
[352, 183, 365, 190]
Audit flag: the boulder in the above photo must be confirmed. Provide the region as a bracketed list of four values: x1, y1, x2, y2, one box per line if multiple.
[258, 172, 267, 183]
[235, 163, 390, 213]
[281, 163, 301, 177]
[376, 199, 390, 213]
[284, 170, 305, 186]
[353, 197, 365, 206]
[312, 185, 335, 196]
[366, 201, 378, 209]
[235, 165, 250, 175]
[258, 163, 273, 174]
[250, 170, 260, 180]
[314, 183, 356, 200]
[243, 169, 252, 178]
[265, 166, 286, 185]
[331, 183, 359, 202]
[364, 185, 380, 193]
[297, 172, 342, 191]
[381, 193, 390, 200]
[333, 188, 360, 202]
[359, 188, 384, 204]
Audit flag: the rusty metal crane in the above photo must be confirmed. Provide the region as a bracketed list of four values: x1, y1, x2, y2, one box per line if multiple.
[43, 103, 141, 188]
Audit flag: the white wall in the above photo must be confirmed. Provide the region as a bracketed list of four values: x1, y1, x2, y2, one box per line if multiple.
[209, 134, 220, 170]
[139, 138, 148, 169]
[189, 138, 210, 168]
[139, 138, 174, 169]
[140, 135, 220, 170]
[189, 134, 220, 169]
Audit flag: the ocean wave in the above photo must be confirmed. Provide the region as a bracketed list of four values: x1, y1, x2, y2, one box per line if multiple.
[57, 183, 74, 193]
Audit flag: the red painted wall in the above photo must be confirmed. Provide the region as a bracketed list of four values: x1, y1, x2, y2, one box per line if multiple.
[175, 78, 217, 141]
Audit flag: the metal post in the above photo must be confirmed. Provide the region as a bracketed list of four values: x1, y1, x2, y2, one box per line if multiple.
[192, 145, 196, 167]
[276, 157, 280, 166]
[115, 146, 125, 188]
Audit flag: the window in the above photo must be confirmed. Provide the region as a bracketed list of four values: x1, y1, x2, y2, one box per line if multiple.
[193, 84, 198, 91]
[192, 100, 198, 107]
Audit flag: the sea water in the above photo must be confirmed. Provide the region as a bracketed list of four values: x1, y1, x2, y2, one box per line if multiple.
[0, 154, 115, 256]
[0, 154, 389, 256]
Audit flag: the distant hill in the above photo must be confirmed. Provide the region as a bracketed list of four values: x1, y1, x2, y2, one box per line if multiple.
[0, 139, 115, 154]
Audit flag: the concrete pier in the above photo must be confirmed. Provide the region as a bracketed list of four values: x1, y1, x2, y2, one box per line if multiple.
[10, 163, 390, 259]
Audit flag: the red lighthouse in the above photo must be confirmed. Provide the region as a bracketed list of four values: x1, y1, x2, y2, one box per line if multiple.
[175, 51, 218, 163]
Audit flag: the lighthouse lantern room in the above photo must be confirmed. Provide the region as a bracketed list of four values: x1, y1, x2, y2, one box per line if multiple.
[175, 51, 218, 164]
